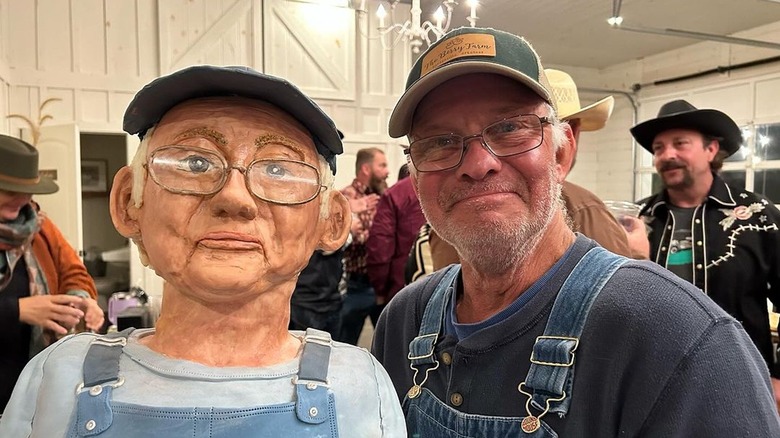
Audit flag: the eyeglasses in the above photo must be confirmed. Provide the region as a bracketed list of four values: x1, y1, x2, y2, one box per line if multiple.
[146, 146, 326, 205]
[405, 114, 551, 172]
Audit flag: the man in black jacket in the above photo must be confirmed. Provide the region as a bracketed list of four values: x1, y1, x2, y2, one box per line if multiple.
[629, 99, 780, 409]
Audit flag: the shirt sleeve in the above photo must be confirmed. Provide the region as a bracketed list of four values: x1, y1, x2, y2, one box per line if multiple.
[39, 218, 98, 299]
[0, 341, 49, 436]
[369, 355, 407, 437]
[366, 193, 397, 300]
[568, 203, 633, 258]
[639, 318, 780, 437]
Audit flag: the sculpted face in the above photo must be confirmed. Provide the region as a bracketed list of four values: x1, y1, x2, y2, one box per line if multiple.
[113, 97, 348, 302]
[652, 128, 718, 190]
[409, 73, 564, 274]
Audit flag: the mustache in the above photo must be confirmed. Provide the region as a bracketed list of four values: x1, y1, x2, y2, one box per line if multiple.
[438, 180, 522, 208]
[658, 161, 686, 172]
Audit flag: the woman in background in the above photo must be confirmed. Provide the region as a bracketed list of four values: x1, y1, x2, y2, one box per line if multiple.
[0, 134, 102, 413]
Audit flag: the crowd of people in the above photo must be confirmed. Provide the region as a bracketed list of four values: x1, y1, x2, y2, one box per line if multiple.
[1, 25, 779, 437]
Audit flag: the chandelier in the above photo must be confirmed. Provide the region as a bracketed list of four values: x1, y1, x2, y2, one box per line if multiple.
[358, 0, 481, 54]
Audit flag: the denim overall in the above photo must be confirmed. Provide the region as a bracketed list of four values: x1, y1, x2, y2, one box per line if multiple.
[66, 328, 339, 438]
[403, 247, 626, 437]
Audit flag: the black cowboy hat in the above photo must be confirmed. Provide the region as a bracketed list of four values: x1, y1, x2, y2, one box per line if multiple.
[0, 134, 58, 194]
[630, 99, 742, 157]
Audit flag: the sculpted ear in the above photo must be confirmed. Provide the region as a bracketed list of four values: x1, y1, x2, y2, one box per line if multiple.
[110, 166, 141, 240]
[318, 190, 350, 252]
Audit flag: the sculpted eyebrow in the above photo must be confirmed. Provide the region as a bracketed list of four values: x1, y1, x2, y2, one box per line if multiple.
[174, 128, 227, 146]
[255, 134, 306, 161]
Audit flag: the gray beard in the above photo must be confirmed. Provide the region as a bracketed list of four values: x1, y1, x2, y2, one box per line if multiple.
[425, 167, 561, 276]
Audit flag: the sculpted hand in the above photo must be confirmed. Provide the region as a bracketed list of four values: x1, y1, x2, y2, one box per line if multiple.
[18, 294, 85, 335]
[619, 215, 651, 260]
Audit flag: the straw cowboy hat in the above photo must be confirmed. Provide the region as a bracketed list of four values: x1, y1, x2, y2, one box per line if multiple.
[545, 69, 614, 132]
[630, 99, 742, 156]
[0, 134, 58, 194]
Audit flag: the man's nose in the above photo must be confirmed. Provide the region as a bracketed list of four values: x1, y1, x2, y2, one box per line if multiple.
[456, 136, 502, 181]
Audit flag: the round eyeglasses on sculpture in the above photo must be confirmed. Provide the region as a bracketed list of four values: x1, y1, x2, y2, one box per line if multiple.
[146, 146, 326, 205]
[405, 114, 550, 172]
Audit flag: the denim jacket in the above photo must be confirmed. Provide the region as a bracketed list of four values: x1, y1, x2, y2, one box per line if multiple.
[639, 174, 780, 376]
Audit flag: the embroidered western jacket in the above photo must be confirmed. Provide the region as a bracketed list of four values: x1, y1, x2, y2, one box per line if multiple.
[639, 174, 780, 377]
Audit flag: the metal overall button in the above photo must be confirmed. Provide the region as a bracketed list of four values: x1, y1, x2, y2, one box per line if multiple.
[518, 381, 567, 434]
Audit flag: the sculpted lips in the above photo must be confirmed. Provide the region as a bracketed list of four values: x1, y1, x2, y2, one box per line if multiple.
[198, 232, 262, 251]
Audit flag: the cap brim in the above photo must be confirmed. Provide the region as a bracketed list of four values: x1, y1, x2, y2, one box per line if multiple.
[0, 177, 59, 195]
[561, 96, 614, 132]
[630, 109, 742, 156]
[123, 65, 342, 158]
[388, 61, 553, 138]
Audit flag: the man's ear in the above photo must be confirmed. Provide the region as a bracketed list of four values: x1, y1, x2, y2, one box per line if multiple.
[706, 138, 721, 159]
[110, 166, 141, 239]
[555, 123, 577, 182]
[318, 190, 351, 252]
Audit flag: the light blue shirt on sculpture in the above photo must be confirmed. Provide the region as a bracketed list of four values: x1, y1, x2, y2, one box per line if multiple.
[0, 329, 406, 437]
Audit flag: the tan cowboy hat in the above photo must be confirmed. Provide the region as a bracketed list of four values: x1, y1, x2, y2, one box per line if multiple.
[0, 134, 58, 194]
[545, 69, 614, 132]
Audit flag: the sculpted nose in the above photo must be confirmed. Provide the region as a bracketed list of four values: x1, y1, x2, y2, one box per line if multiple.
[210, 169, 259, 220]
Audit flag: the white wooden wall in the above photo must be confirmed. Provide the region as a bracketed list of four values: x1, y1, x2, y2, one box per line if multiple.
[0, 0, 412, 296]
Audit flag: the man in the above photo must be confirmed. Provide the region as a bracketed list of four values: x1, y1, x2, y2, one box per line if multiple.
[372, 27, 780, 436]
[545, 68, 633, 257]
[289, 132, 347, 337]
[289, 246, 344, 336]
[629, 99, 780, 407]
[0, 65, 404, 437]
[365, 165, 426, 307]
[416, 68, 633, 272]
[339, 148, 389, 345]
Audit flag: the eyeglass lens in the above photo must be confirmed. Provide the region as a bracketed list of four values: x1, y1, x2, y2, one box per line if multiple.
[408, 114, 545, 172]
[148, 146, 322, 204]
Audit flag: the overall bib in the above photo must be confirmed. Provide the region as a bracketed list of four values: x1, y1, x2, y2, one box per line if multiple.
[403, 247, 626, 437]
[66, 328, 340, 438]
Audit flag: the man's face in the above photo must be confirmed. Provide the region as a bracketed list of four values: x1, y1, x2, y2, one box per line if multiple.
[409, 73, 564, 274]
[368, 152, 389, 193]
[0, 190, 32, 221]
[134, 97, 330, 301]
[652, 128, 718, 190]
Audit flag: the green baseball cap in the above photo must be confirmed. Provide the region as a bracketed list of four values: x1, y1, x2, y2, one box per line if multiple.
[388, 27, 554, 138]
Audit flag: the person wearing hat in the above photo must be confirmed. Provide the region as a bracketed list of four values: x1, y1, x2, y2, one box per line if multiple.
[0, 66, 404, 437]
[409, 69, 633, 279]
[628, 99, 780, 408]
[545, 69, 634, 257]
[0, 134, 103, 413]
[371, 27, 780, 436]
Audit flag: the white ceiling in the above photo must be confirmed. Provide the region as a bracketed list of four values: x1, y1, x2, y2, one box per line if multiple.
[400, 0, 780, 68]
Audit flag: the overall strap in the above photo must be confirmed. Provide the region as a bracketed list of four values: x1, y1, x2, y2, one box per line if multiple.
[74, 329, 134, 437]
[523, 247, 626, 418]
[408, 265, 460, 367]
[294, 328, 334, 425]
[405, 264, 460, 399]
